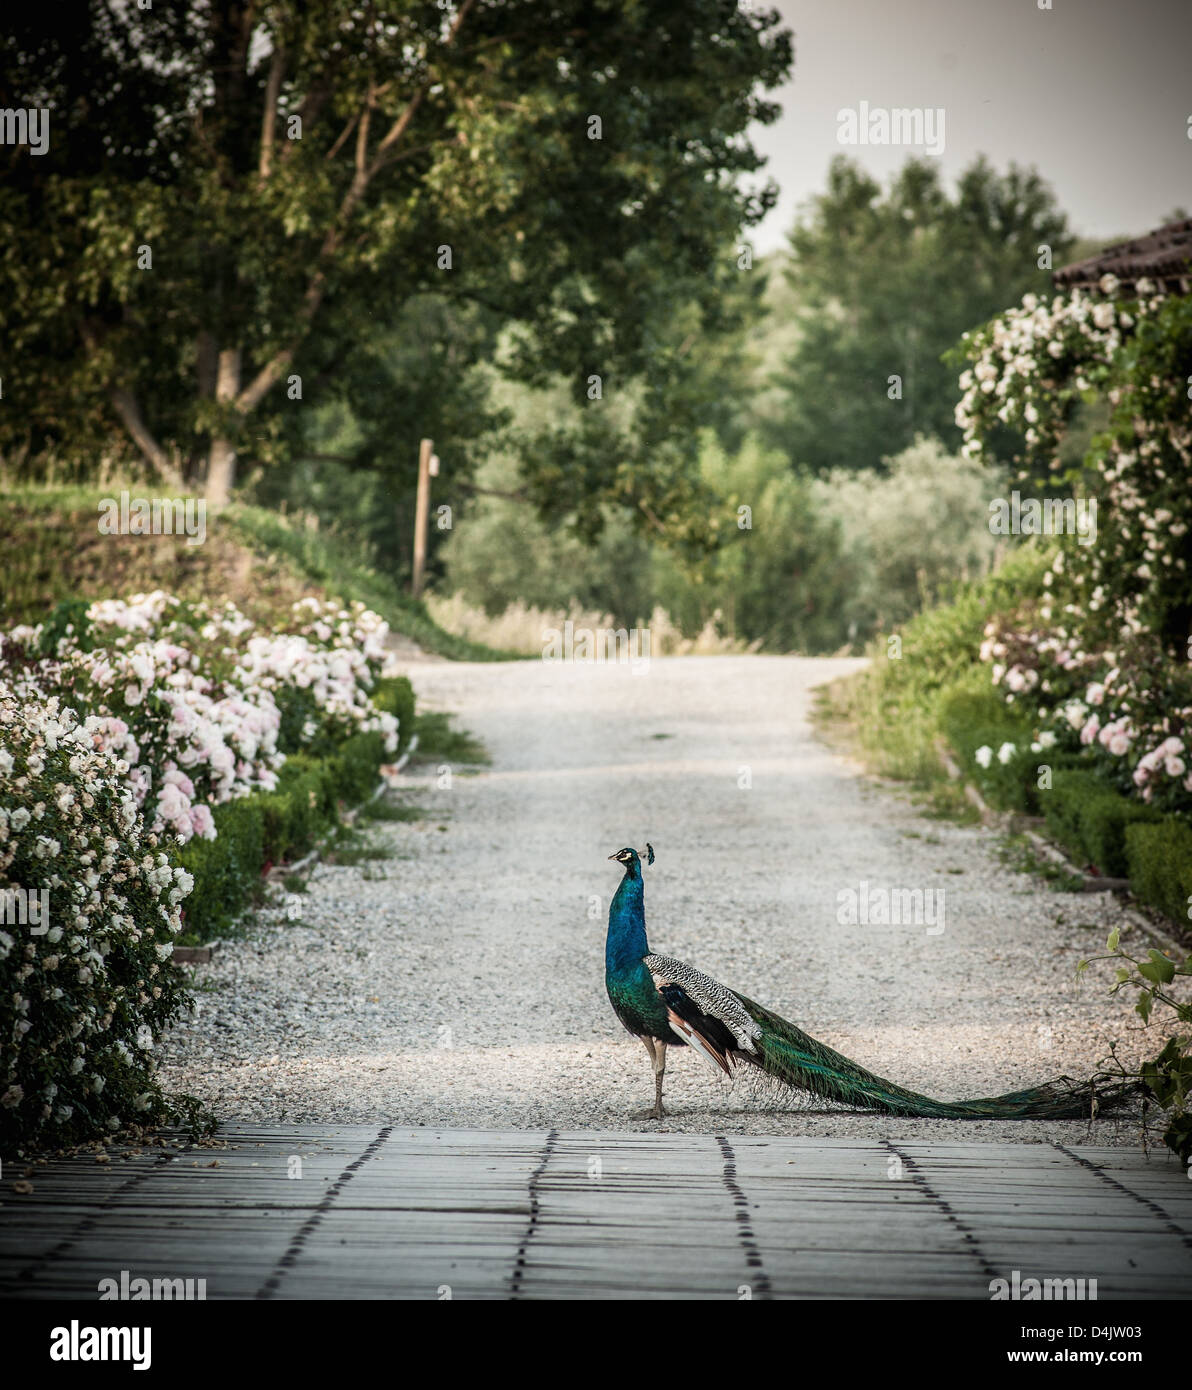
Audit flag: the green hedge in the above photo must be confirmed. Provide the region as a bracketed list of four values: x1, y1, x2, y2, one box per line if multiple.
[939, 690, 1093, 817]
[940, 690, 1040, 813]
[373, 675, 416, 755]
[1126, 820, 1192, 927]
[175, 676, 414, 940]
[1041, 770, 1163, 878]
[939, 691, 1188, 918]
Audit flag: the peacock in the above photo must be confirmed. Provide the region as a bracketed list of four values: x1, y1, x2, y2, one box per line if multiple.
[605, 845, 1131, 1121]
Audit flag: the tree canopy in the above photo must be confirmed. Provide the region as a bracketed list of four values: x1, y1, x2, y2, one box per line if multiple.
[765, 155, 1073, 473]
[0, 0, 791, 519]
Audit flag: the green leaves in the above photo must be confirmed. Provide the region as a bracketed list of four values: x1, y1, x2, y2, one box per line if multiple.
[1085, 930, 1191, 1161]
[2, 0, 792, 523]
[1138, 949, 1177, 986]
[767, 154, 1072, 474]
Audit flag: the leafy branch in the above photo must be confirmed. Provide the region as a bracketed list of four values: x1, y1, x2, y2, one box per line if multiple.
[1080, 928, 1192, 1165]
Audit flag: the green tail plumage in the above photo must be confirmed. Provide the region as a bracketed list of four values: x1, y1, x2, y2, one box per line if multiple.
[736, 994, 1133, 1120]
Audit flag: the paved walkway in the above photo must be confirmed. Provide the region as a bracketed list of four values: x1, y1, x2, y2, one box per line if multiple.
[3, 1126, 1190, 1299]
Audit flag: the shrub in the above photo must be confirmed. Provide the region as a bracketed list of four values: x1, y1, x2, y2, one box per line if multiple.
[1041, 771, 1163, 877]
[941, 689, 1039, 813]
[373, 676, 415, 755]
[174, 797, 266, 939]
[174, 694, 411, 941]
[825, 544, 1054, 784]
[1041, 770, 1103, 862]
[1126, 820, 1192, 927]
[0, 592, 403, 844]
[0, 688, 196, 1150]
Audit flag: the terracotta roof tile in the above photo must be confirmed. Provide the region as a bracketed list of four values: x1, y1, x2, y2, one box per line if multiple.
[1053, 217, 1192, 294]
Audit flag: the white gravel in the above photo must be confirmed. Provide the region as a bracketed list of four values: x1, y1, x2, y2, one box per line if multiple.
[161, 654, 1167, 1145]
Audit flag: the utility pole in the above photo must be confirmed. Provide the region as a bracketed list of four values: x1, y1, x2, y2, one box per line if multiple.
[411, 437, 434, 599]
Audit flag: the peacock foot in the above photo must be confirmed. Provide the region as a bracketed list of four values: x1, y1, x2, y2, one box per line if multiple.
[630, 1105, 668, 1121]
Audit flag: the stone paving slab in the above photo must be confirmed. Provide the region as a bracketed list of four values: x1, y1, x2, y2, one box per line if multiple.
[2, 1126, 1189, 1299]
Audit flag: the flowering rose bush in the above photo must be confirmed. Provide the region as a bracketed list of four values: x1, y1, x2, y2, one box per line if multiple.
[0, 593, 399, 845]
[953, 273, 1192, 1163]
[0, 591, 403, 1146]
[0, 685, 198, 1149]
[956, 280, 1192, 816]
[976, 599, 1192, 814]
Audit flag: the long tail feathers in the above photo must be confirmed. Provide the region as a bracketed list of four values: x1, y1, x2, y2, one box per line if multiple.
[734, 993, 1135, 1120]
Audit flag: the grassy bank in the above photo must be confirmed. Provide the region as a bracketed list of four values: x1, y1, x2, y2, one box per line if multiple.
[0, 482, 513, 661]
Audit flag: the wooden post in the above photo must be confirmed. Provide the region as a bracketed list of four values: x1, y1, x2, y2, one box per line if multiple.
[411, 436, 433, 599]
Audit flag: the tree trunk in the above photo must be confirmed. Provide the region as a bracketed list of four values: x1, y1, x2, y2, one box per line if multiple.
[110, 388, 184, 490]
[205, 346, 242, 504]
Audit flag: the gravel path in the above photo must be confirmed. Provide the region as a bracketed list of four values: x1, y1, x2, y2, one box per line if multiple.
[162, 654, 1165, 1144]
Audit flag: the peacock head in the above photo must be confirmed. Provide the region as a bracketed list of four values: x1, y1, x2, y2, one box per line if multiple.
[608, 843, 654, 875]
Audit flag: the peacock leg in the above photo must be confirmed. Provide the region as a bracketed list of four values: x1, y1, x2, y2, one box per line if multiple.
[652, 1041, 668, 1118]
[631, 1036, 668, 1120]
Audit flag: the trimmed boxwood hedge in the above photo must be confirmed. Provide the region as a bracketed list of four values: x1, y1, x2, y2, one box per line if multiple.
[940, 689, 1192, 925]
[374, 675, 416, 756]
[940, 690, 1043, 814]
[1041, 770, 1163, 878]
[940, 690, 1093, 817]
[1126, 820, 1192, 928]
[174, 676, 414, 941]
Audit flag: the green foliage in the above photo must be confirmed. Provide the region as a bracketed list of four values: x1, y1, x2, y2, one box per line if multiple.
[940, 689, 1038, 813]
[1090, 926, 1192, 1166]
[825, 544, 1054, 782]
[439, 450, 656, 629]
[1, 1, 791, 544]
[174, 684, 414, 941]
[412, 710, 489, 766]
[445, 428, 912, 651]
[810, 437, 1003, 638]
[1041, 772, 1162, 878]
[957, 285, 1192, 683]
[176, 797, 267, 941]
[767, 156, 1072, 473]
[654, 432, 852, 653]
[373, 677, 416, 757]
[0, 483, 504, 660]
[248, 294, 509, 585]
[223, 505, 515, 661]
[1125, 821, 1192, 928]
[0, 691, 206, 1149]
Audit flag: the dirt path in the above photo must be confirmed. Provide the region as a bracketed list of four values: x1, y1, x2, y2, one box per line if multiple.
[163, 655, 1159, 1144]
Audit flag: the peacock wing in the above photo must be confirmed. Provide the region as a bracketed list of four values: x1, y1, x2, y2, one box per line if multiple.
[644, 953, 762, 1074]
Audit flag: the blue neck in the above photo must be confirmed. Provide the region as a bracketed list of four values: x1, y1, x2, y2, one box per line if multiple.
[606, 868, 649, 974]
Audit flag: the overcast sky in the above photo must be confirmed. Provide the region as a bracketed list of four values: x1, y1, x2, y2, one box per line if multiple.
[748, 0, 1192, 253]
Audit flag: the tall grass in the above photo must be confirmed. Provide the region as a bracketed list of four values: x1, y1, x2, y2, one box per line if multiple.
[425, 592, 754, 657]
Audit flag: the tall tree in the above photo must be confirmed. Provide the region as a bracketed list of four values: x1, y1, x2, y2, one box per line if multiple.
[766, 155, 1072, 473]
[0, 0, 790, 519]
